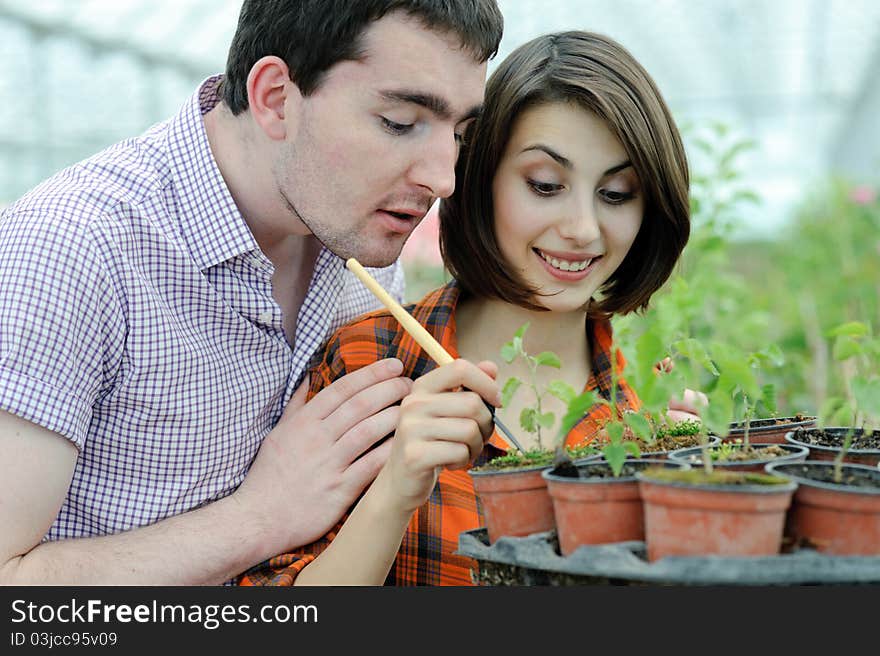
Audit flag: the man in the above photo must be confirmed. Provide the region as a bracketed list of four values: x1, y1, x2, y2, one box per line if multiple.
[0, 0, 503, 585]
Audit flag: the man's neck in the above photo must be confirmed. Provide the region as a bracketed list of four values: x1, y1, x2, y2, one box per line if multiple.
[203, 103, 310, 260]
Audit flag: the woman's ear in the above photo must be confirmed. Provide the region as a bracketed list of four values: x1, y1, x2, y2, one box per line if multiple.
[246, 55, 302, 141]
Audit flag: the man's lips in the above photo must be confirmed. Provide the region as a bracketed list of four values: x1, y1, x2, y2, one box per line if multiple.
[376, 209, 422, 234]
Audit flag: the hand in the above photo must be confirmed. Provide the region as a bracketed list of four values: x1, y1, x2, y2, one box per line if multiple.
[374, 359, 499, 517]
[667, 388, 709, 424]
[654, 357, 708, 424]
[234, 358, 413, 552]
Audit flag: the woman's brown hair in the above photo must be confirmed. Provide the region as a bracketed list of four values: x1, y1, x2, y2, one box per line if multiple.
[439, 31, 689, 315]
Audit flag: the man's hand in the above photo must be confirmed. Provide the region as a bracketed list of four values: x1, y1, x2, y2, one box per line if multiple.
[234, 358, 413, 553]
[372, 359, 499, 517]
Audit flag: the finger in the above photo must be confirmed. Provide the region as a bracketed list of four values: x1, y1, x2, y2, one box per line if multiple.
[666, 409, 702, 424]
[403, 440, 473, 472]
[323, 375, 412, 438]
[307, 358, 404, 419]
[343, 437, 393, 493]
[335, 405, 400, 465]
[401, 391, 493, 432]
[476, 359, 498, 381]
[399, 416, 486, 464]
[412, 359, 501, 407]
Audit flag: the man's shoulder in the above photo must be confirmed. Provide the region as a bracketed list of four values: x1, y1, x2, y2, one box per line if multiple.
[2, 121, 174, 232]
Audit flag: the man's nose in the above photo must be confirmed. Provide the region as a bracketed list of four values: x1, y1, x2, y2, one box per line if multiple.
[409, 130, 458, 199]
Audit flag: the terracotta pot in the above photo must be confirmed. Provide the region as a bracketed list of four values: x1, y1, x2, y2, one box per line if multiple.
[725, 416, 817, 444]
[784, 427, 880, 466]
[765, 461, 880, 555]
[542, 459, 687, 556]
[637, 473, 797, 561]
[468, 464, 554, 543]
[667, 442, 809, 473]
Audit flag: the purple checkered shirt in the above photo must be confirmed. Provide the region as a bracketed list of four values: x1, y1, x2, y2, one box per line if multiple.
[0, 75, 405, 543]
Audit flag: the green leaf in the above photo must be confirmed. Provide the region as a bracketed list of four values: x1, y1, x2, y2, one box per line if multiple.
[624, 442, 641, 458]
[853, 377, 880, 417]
[818, 397, 846, 428]
[534, 351, 562, 369]
[546, 380, 576, 405]
[704, 389, 735, 438]
[635, 330, 666, 377]
[825, 321, 869, 338]
[832, 336, 863, 362]
[500, 342, 518, 364]
[674, 339, 719, 376]
[538, 412, 555, 429]
[605, 422, 625, 444]
[514, 322, 530, 340]
[623, 412, 652, 440]
[500, 377, 522, 408]
[519, 407, 538, 434]
[753, 344, 785, 368]
[760, 384, 778, 415]
[558, 390, 603, 438]
[603, 443, 628, 477]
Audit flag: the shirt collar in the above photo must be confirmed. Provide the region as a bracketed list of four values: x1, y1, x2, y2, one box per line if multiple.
[166, 75, 259, 271]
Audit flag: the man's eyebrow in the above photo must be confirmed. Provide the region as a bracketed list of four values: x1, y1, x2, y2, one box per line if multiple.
[379, 90, 482, 122]
[522, 144, 632, 175]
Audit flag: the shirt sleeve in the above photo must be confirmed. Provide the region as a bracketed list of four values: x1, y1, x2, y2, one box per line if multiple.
[0, 211, 125, 450]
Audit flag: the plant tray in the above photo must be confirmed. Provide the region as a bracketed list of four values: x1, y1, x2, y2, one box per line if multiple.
[456, 528, 880, 586]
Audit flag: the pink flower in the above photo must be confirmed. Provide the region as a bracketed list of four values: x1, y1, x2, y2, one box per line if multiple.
[400, 204, 443, 267]
[850, 186, 877, 206]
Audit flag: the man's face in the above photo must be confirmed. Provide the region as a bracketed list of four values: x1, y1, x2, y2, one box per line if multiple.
[274, 12, 488, 267]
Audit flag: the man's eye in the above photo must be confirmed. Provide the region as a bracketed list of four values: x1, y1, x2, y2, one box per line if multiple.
[600, 189, 636, 204]
[381, 117, 413, 135]
[527, 178, 563, 196]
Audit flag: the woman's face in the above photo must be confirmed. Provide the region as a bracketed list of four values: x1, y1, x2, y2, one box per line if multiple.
[492, 101, 644, 312]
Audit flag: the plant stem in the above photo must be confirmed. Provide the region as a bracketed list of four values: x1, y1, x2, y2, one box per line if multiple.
[527, 356, 544, 450]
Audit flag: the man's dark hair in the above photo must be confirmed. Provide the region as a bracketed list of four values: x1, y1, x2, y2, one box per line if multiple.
[222, 0, 503, 115]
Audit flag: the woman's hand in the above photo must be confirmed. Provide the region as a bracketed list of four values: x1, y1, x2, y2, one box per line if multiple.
[666, 388, 709, 423]
[656, 357, 708, 423]
[373, 359, 499, 518]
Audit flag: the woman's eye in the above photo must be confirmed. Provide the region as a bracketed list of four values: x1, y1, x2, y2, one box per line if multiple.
[527, 178, 563, 196]
[600, 189, 636, 204]
[381, 117, 413, 135]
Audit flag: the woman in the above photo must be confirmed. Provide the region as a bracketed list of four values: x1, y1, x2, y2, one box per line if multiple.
[240, 31, 691, 586]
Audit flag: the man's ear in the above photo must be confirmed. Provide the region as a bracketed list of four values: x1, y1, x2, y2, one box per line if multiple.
[246, 55, 302, 141]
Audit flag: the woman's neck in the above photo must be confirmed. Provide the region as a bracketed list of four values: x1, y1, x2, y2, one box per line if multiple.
[455, 295, 589, 363]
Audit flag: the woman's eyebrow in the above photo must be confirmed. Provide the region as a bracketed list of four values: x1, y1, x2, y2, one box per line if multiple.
[520, 144, 632, 177]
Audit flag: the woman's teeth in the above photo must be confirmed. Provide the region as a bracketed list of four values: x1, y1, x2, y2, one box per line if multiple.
[538, 250, 593, 272]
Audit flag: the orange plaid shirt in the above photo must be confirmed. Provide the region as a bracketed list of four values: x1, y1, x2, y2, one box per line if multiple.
[238, 280, 639, 586]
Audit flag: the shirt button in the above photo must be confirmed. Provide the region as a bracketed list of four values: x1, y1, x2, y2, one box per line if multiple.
[258, 311, 273, 324]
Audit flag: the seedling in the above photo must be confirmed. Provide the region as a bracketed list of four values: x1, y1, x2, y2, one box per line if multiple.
[820, 321, 880, 482]
[499, 323, 641, 476]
